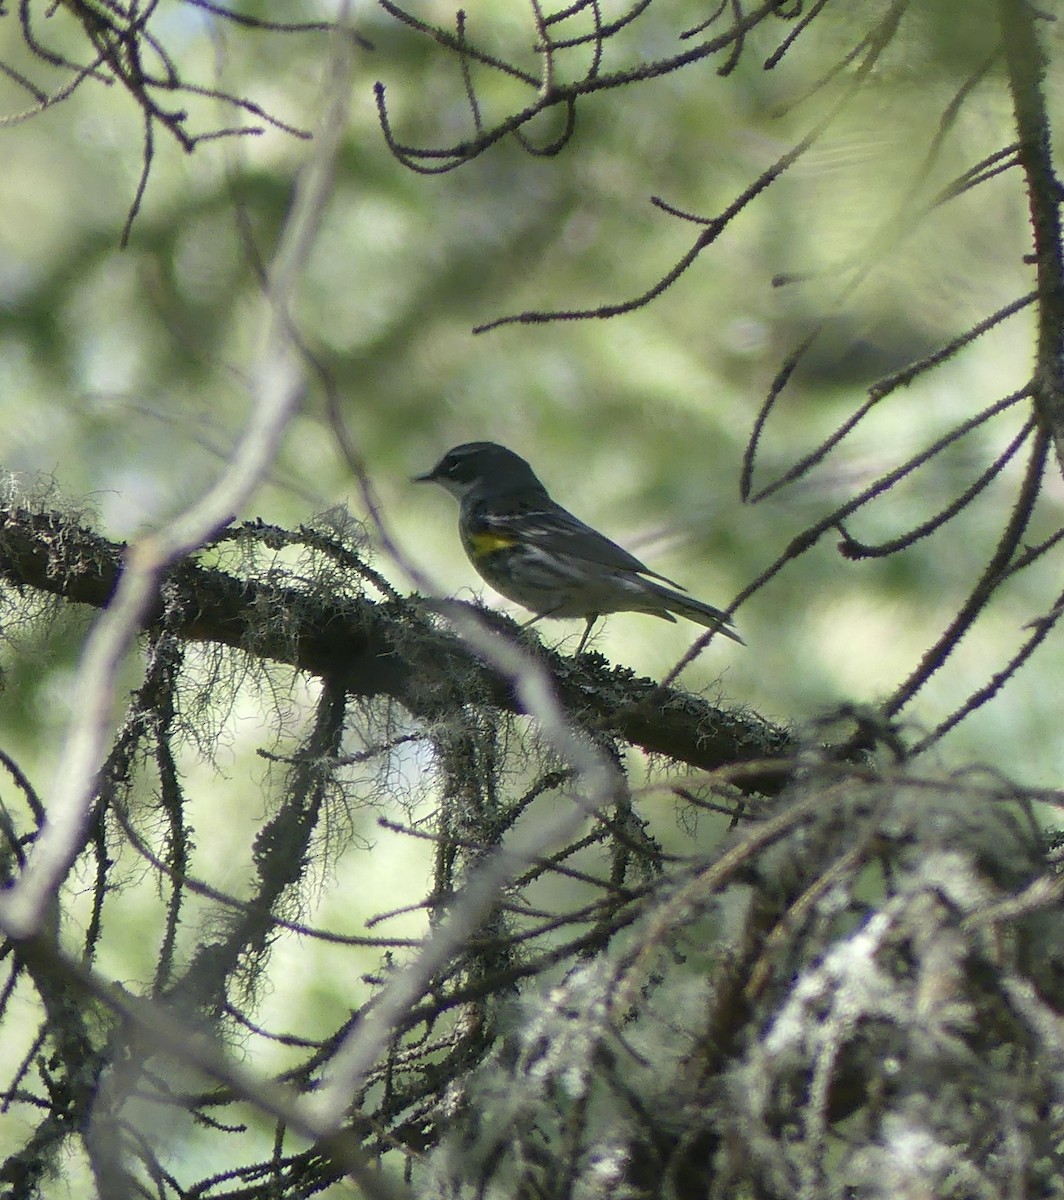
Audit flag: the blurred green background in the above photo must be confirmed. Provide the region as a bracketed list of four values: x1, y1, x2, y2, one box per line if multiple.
[2, 1, 1055, 779]
[2, 1, 1062, 1190]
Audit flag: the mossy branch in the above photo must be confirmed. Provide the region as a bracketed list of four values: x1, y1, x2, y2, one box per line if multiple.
[0, 506, 790, 789]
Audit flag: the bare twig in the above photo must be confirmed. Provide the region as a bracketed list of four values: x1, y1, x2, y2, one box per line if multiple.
[0, 11, 356, 942]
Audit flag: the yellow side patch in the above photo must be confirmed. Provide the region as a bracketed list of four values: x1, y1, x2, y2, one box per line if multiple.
[467, 530, 517, 555]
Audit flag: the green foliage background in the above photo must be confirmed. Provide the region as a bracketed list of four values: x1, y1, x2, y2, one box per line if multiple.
[3, 3, 1054, 777]
[1, 2, 1062, 1186]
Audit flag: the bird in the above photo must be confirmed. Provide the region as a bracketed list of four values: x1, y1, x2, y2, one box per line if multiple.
[414, 441, 743, 654]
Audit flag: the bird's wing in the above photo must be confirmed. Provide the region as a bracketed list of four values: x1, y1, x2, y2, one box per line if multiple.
[475, 495, 686, 590]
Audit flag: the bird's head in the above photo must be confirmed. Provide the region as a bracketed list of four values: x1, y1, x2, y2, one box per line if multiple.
[414, 442, 544, 500]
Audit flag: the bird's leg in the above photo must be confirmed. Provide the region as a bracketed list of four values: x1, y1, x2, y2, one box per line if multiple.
[520, 605, 563, 633]
[575, 615, 599, 655]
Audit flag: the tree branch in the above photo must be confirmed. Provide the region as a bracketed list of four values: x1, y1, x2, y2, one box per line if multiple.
[0, 507, 790, 789]
[999, 0, 1064, 476]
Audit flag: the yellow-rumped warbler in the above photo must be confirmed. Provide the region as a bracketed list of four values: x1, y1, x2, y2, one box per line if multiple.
[415, 442, 743, 653]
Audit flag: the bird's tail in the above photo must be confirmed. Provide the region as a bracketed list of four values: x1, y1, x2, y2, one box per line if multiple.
[645, 582, 745, 645]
